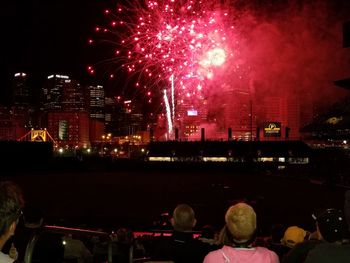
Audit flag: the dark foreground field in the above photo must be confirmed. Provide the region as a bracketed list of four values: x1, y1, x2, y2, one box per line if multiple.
[2, 159, 348, 235]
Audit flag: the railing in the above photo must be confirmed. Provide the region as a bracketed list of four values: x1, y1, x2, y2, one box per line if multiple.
[24, 225, 114, 263]
[22, 226, 200, 263]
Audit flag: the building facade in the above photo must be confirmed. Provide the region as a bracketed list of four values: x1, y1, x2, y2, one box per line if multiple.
[43, 74, 89, 148]
[88, 85, 105, 144]
[47, 112, 90, 148]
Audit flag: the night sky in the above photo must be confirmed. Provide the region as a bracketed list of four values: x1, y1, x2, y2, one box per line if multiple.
[0, 0, 110, 104]
[1, 0, 349, 107]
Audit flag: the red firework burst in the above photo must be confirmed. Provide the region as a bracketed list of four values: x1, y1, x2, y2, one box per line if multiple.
[89, 0, 239, 103]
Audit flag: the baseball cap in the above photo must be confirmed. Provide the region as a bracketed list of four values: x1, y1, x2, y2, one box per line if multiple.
[281, 226, 306, 247]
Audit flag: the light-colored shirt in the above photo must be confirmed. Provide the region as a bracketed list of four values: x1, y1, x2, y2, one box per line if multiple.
[203, 245, 280, 263]
[0, 252, 14, 263]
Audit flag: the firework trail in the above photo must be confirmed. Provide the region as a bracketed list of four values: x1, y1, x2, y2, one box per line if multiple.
[163, 89, 173, 136]
[170, 73, 175, 125]
[89, 0, 237, 135]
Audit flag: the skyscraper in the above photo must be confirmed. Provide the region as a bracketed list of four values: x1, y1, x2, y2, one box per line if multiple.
[43, 74, 69, 111]
[88, 85, 105, 120]
[88, 85, 105, 144]
[48, 111, 90, 148]
[43, 74, 85, 111]
[43, 74, 89, 148]
[13, 72, 30, 108]
[12, 72, 34, 132]
[260, 94, 300, 140]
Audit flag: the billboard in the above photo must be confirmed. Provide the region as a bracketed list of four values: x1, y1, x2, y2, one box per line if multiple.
[187, 109, 198, 116]
[59, 120, 68, 140]
[263, 122, 281, 137]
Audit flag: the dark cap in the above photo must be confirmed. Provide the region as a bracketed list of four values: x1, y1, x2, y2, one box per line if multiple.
[312, 208, 349, 242]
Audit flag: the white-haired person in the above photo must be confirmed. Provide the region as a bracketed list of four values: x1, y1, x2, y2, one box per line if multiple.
[204, 202, 279, 263]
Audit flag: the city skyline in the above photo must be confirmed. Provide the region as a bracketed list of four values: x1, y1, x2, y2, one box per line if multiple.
[1, 1, 349, 88]
[1, 0, 349, 130]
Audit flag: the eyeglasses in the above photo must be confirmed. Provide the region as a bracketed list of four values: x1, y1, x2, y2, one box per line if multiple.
[14, 208, 23, 222]
[17, 209, 23, 218]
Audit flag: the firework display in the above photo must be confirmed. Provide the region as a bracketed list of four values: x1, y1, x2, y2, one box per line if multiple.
[89, 0, 241, 137]
[89, 0, 348, 141]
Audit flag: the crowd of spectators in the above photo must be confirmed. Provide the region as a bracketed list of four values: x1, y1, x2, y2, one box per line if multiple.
[1, 180, 350, 263]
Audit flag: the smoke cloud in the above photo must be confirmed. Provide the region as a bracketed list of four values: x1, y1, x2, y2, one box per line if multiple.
[231, 0, 350, 112]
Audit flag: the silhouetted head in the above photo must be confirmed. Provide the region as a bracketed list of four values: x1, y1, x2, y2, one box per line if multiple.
[171, 204, 196, 232]
[281, 226, 307, 248]
[313, 208, 349, 243]
[0, 181, 24, 247]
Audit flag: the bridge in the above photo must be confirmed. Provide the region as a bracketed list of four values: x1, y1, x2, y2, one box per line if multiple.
[17, 129, 57, 146]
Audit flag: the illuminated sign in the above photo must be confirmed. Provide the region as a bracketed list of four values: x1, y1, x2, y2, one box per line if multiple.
[187, 109, 198, 116]
[47, 74, 70, 79]
[326, 116, 343, 125]
[14, 72, 26, 77]
[263, 122, 281, 137]
[59, 120, 68, 140]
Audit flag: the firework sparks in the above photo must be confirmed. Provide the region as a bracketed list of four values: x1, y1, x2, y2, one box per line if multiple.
[88, 0, 350, 141]
[89, 0, 238, 135]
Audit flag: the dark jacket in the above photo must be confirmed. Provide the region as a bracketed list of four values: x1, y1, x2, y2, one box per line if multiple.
[151, 230, 219, 263]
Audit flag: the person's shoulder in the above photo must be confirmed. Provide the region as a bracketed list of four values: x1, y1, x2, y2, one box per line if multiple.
[303, 244, 329, 263]
[192, 237, 221, 252]
[304, 242, 350, 263]
[256, 246, 277, 252]
[152, 234, 173, 245]
[293, 239, 323, 250]
[255, 246, 280, 259]
[311, 241, 350, 252]
[203, 247, 225, 262]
